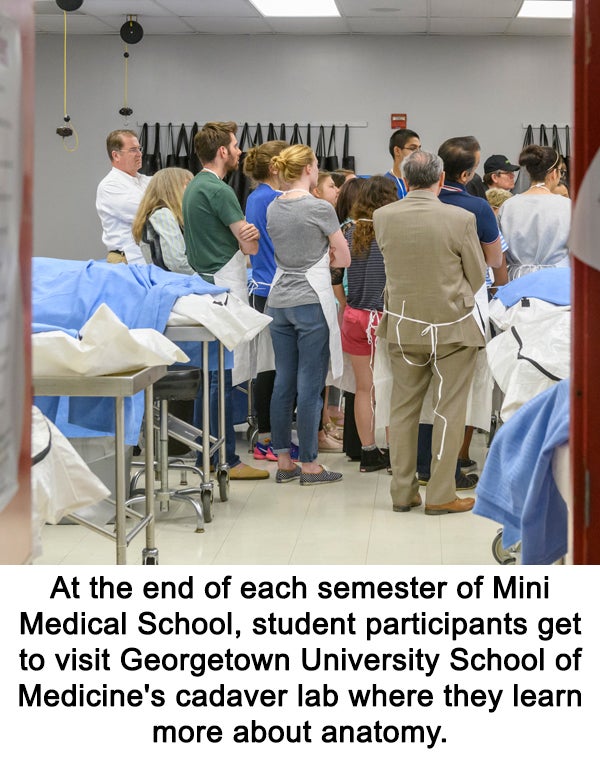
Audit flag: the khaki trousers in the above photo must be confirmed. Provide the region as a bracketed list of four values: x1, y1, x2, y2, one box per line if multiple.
[388, 342, 478, 507]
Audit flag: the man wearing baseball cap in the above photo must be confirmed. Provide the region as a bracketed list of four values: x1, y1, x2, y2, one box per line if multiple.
[483, 154, 520, 192]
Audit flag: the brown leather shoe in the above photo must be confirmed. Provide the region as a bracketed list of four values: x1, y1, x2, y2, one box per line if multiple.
[425, 497, 475, 515]
[393, 494, 422, 512]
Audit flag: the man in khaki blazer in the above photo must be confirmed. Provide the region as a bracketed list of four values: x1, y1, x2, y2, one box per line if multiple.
[374, 150, 486, 515]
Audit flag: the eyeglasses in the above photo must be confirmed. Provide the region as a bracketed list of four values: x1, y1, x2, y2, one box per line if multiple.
[496, 171, 515, 177]
[119, 147, 142, 154]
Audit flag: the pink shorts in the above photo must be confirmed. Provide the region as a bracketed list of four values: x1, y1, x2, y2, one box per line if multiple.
[341, 306, 382, 356]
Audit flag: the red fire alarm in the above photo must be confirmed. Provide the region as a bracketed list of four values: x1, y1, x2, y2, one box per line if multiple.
[391, 113, 407, 129]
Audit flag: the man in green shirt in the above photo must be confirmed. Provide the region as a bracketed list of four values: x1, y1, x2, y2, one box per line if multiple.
[184, 121, 259, 278]
[183, 121, 268, 480]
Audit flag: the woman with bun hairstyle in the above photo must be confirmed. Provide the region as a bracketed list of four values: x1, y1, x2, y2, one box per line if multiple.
[266, 144, 351, 485]
[132, 166, 194, 274]
[243, 140, 290, 462]
[498, 144, 571, 280]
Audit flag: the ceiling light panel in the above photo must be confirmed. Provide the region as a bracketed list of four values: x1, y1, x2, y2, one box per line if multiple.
[249, 0, 341, 17]
[518, 1, 573, 19]
[161, 0, 261, 16]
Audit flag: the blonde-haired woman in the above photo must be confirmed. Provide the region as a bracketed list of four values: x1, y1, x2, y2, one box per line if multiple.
[266, 144, 351, 485]
[312, 170, 340, 208]
[132, 166, 194, 274]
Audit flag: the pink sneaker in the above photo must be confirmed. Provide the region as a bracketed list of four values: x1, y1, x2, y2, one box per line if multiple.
[253, 441, 278, 461]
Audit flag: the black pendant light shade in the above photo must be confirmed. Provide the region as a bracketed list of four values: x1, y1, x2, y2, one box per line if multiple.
[56, 0, 84, 10]
[120, 19, 144, 44]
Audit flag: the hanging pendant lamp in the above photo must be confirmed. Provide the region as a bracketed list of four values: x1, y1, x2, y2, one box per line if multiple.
[119, 44, 133, 119]
[120, 16, 144, 45]
[56, 0, 84, 10]
[118, 17, 143, 119]
[55, 8, 78, 150]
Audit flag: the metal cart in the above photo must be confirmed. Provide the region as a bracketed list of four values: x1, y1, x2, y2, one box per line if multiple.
[33, 365, 166, 565]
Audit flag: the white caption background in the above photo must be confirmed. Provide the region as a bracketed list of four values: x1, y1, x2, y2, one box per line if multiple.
[1, 565, 598, 770]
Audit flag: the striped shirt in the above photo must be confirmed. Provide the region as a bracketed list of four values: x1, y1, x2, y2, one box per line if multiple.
[344, 223, 386, 311]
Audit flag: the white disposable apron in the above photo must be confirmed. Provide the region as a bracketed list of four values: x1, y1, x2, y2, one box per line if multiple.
[201, 249, 251, 386]
[462, 282, 493, 430]
[375, 301, 480, 460]
[270, 250, 343, 380]
[249, 279, 276, 374]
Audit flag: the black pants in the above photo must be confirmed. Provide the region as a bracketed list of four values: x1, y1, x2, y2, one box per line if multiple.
[417, 423, 462, 481]
[250, 294, 276, 433]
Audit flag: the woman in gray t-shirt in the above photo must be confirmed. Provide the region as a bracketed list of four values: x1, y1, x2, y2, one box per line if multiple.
[266, 144, 350, 485]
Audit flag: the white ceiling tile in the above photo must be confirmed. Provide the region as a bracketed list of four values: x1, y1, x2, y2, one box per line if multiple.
[33, 0, 575, 37]
[34, 1, 71, 12]
[347, 18, 427, 34]
[181, 16, 273, 34]
[265, 19, 351, 34]
[338, 0, 427, 16]
[35, 14, 116, 34]
[429, 18, 512, 35]
[122, 17, 196, 34]
[430, 0, 521, 18]
[78, 1, 170, 16]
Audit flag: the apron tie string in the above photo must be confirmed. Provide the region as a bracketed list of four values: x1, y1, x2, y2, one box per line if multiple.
[248, 277, 273, 294]
[384, 302, 474, 460]
[365, 308, 383, 424]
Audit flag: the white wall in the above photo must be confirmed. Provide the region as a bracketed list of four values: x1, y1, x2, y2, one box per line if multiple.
[34, 33, 572, 261]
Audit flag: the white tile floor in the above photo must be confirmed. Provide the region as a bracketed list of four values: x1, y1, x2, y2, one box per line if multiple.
[35, 431, 502, 566]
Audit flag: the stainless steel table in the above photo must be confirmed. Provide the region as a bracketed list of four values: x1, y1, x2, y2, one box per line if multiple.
[33, 365, 167, 565]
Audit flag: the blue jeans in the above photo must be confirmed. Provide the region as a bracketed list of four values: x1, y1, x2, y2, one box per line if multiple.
[268, 303, 330, 463]
[193, 369, 240, 469]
